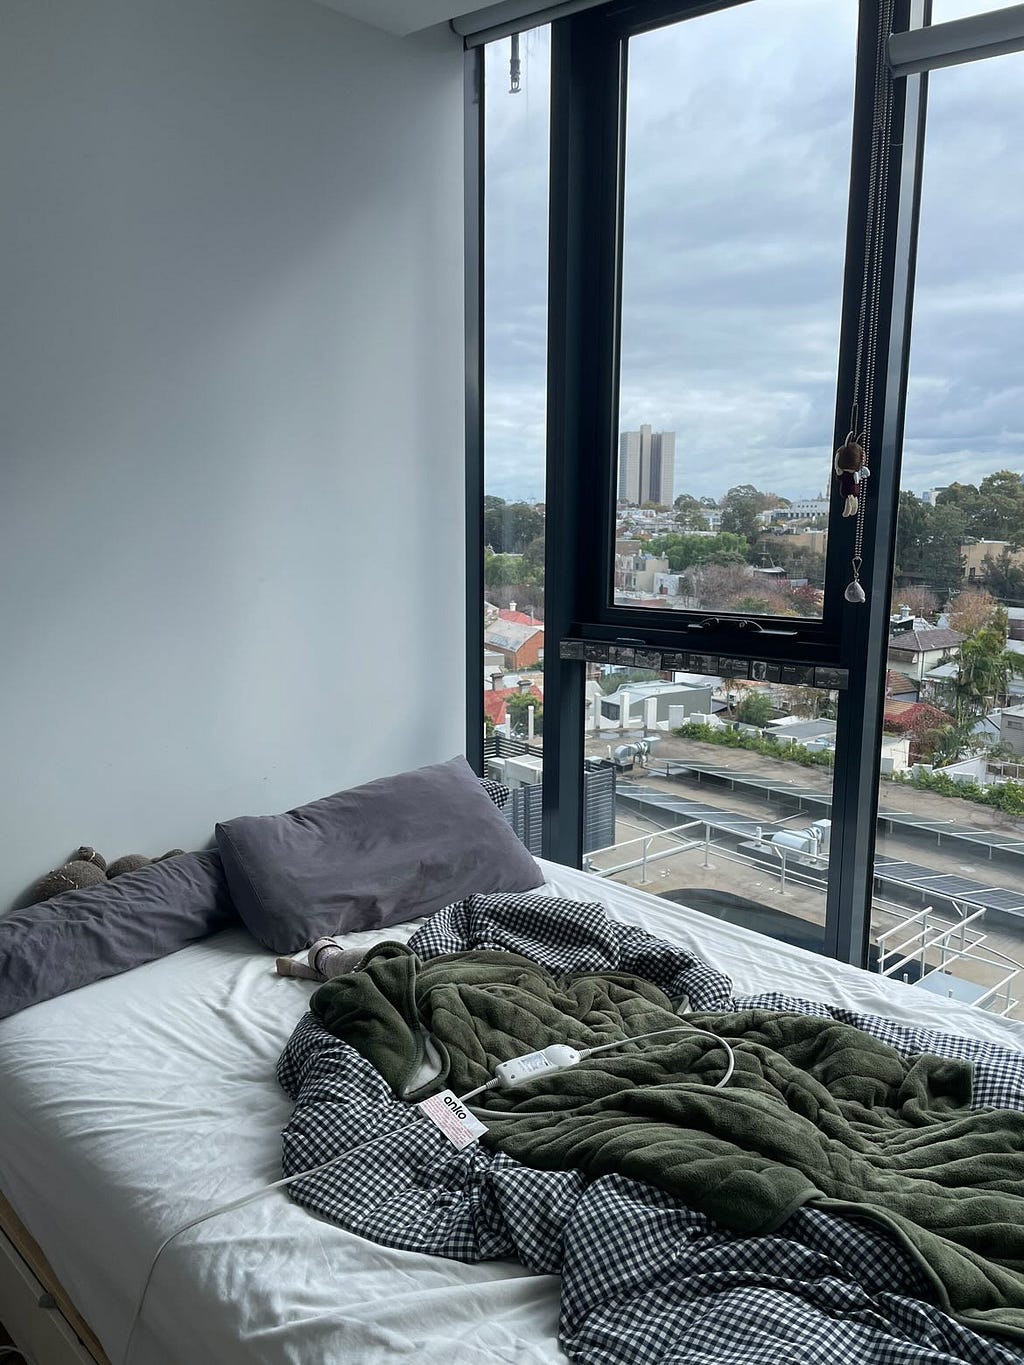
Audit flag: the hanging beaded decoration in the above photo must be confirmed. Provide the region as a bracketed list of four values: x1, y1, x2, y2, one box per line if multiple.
[837, 0, 895, 606]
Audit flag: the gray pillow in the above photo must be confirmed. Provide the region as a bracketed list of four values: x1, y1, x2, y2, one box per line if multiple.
[214, 756, 544, 953]
[0, 852, 237, 1021]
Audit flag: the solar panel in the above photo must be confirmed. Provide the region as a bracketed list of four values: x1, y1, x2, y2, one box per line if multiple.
[971, 890, 1024, 913]
[874, 861, 931, 881]
[913, 875, 993, 897]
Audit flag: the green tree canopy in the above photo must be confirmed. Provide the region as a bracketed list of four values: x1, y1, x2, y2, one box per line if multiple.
[647, 531, 749, 573]
[952, 610, 1024, 720]
[935, 472, 1024, 544]
[484, 550, 531, 589]
[719, 484, 766, 545]
[735, 691, 774, 726]
[673, 493, 709, 531]
[484, 497, 545, 555]
[983, 548, 1024, 605]
[506, 692, 543, 738]
[894, 493, 966, 600]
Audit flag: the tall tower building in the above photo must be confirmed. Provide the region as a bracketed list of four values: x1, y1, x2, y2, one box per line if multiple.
[617, 425, 675, 506]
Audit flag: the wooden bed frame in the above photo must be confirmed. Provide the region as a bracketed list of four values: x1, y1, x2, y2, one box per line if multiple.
[0, 1190, 109, 1365]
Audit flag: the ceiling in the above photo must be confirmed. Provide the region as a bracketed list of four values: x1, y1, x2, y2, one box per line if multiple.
[311, 0, 494, 36]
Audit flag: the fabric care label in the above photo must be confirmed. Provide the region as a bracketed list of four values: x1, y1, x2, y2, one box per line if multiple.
[417, 1090, 488, 1150]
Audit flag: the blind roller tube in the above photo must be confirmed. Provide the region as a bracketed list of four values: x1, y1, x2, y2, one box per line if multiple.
[452, 0, 607, 46]
[888, 4, 1024, 75]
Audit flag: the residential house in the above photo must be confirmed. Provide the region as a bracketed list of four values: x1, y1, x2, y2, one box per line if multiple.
[999, 705, 1024, 758]
[484, 617, 545, 670]
[886, 624, 965, 694]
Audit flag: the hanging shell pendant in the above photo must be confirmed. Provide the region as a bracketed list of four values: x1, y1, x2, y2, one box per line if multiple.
[844, 554, 865, 604]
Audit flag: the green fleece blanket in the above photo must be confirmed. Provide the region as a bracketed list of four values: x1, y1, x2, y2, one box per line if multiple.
[311, 942, 1024, 1343]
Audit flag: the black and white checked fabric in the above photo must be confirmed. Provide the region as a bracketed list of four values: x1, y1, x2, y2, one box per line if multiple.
[478, 776, 511, 811]
[408, 891, 734, 1012]
[278, 895, 1024, 1364]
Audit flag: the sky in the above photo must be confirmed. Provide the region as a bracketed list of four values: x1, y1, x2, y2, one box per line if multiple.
[483, 0, 1024, 506]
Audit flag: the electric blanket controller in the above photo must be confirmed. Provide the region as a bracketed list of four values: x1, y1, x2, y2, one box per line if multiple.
[495, 1044, 581, 1086]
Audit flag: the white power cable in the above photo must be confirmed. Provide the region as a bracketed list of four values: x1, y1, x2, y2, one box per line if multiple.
[121, 1113, 429, 1365]
[123, 1022, 734, 1363]
[582, 1023, 735, 1088]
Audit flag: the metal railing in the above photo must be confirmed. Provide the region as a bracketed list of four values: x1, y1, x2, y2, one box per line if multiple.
[585, 815, 1024, 1016]
[873, 899, 1022, 1016]
[583, 817, 705, 883]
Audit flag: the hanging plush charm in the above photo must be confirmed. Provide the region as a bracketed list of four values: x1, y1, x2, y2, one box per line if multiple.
[834, 431, 869, 518]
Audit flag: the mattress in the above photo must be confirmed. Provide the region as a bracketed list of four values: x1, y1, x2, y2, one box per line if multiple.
[2, 860, 1024, 1365]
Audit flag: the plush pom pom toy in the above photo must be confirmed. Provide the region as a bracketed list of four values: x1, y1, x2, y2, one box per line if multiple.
[72, 846, 108, 872]
[105, 854, 152, 879]
[28, 847, 186, 902]
[29, 857, 107, 903]
[834, 431, 870, 518]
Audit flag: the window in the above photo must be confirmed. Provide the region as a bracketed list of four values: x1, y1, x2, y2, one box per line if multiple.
[872, 49, 1024, 1016]
[471, 0, 1024, 993]
[614, 1, 856, 619]
[480, 27, 551, 790]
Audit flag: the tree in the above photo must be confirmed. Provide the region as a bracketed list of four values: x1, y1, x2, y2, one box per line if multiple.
[483, 497, 544, 555]
[883, 702, 951, 764]
[719, 484, 765, 546]
[646, 532, 749, 574]
[673, 494, 709, 531]
[893, 491, 932, 582]
[926, 503, 968, 601]
[974, 471, 1024, 545]
[951, 611, 1024, 720]
[892, 493, 966, 599]
[522, 533, 546, 575]
[948, 589, 997, 636]
[898, 586, 938, 620]
[772, 545, 825, 588]
[483, 550, 527, 588]
[935, 481, 982, 527]
[929, 717, 984, 768]
[506, 692, 542, 738]
[982, 549, 1024, 606]
[680, 562, 755, 608]
[736, 691, 774, 726]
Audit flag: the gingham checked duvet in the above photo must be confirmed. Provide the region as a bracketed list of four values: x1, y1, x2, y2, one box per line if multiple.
[278, 892, 1024, 1364]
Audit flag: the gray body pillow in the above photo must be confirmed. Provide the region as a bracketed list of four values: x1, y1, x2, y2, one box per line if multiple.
[0, 851, 237, 1021]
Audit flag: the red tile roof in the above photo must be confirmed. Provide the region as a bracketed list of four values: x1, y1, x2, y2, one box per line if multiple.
[498, 609, 541, 626]
[883, 700, 950, 732]
[483, 685, 542, 726]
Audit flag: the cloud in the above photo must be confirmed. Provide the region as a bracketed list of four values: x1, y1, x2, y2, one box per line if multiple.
[483, 7, 1024, 505]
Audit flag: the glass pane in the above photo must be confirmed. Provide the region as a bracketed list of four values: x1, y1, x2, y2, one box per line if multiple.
[581, 662, 839, 954]
[482, 26, 550, 849]
[873, 54, 1024, 1020]
[613, 0, 856, 617]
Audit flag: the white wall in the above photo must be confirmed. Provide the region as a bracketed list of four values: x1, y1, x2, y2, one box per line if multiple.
[0, 0, 465, 908]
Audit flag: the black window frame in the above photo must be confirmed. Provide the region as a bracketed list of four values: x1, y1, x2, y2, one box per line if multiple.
[467, 0, 932, 970]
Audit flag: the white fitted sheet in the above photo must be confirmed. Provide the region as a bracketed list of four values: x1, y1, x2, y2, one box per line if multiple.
[2, 859, 1023, 1365]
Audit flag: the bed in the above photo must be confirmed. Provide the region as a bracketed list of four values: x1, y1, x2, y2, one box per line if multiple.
[4, 851, 1024, 1365]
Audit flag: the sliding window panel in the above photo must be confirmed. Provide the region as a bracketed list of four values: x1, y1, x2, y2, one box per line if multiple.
[481, 26, 551, 800]
[612, 0, 857, 620]
[871, 49, 1024, 1017]
[579, 662, 839, 953]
